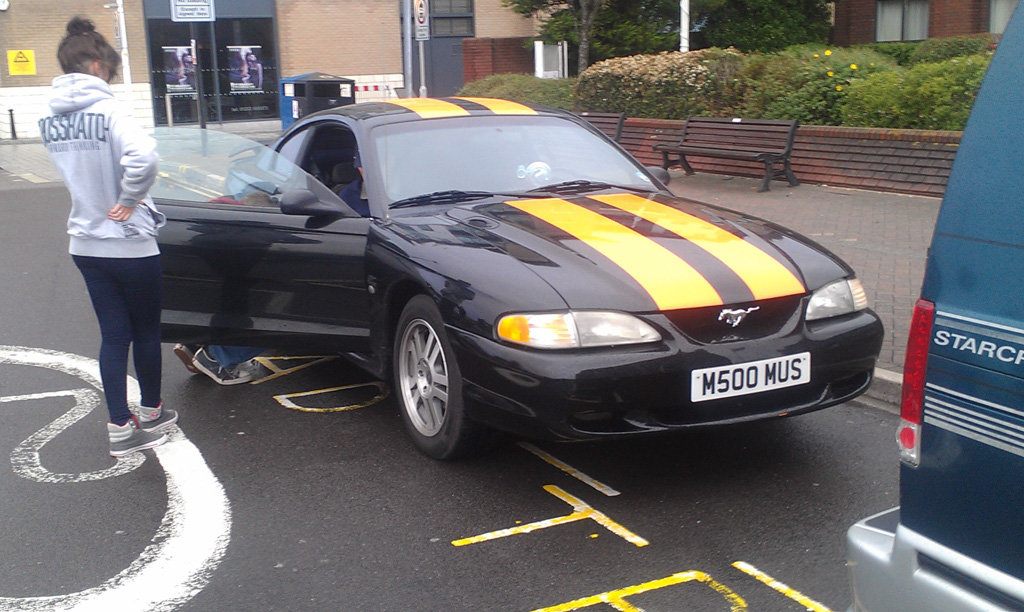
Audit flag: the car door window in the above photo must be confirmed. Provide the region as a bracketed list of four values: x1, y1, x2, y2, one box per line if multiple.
[148, 127, 344, 211]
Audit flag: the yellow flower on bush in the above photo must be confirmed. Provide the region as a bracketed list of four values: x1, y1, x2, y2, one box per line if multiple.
[850, 63, 859, 70]
[813, 53, 820, 58]
[824, 49, 832, 56]
[827, 71, 834, 77]
[836, 85, 843, 91]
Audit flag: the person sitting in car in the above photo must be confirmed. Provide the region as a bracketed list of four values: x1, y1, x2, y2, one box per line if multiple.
[336, 150, 369, 217]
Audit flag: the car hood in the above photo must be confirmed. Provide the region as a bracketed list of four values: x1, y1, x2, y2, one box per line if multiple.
[440, 191, 851, 313]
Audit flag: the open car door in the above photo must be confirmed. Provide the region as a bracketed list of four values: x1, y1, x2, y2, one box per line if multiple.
[151, 128, 371, 353]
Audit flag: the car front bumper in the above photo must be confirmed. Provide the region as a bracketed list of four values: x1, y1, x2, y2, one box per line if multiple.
[448, 309, 884, 440]
[846, 507, 1024, 612]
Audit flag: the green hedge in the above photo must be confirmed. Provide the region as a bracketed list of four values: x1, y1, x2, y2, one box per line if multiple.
[460, 35, 996, 131]
[840, 54, 992, 130]
[573, 48, 746, 118]
[457, 74, 576, 110]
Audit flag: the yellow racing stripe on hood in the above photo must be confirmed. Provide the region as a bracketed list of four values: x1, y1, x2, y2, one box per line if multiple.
[454, 97, 537, 115]
[509, 198, 723, 310]
[591, 193, 806, 300]
[386, 98, 471, 119]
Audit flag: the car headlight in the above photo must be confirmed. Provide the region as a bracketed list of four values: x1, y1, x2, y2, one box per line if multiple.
[805, 278, 868, 321]
[496, 311, 661, 349]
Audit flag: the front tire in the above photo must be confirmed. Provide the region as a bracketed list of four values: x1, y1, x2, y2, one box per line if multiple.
[393, 295, 488, 459]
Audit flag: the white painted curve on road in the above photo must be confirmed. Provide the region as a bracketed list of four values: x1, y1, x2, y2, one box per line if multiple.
[0, 345, 232, 612]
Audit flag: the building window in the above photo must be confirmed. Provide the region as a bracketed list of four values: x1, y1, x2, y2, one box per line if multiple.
[990, 0, 1019, 33]
[431, 0, 474, 37]
[876, 0, 929, 41]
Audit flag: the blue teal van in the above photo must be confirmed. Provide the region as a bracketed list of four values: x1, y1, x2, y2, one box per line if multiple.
[845, 6, 1024, 611]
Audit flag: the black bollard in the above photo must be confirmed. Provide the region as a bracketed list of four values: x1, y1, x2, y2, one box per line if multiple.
[8, 109, 16, 140]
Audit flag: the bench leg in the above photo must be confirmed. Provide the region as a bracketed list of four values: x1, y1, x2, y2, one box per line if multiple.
[678, 155, 695, 176]
[758, 160, 773, 192]
[783, 158, 800, 187]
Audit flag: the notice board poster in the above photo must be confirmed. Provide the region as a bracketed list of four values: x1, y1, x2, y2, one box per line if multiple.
[227, 45, 264, 92]
[163, 46, 196, 93]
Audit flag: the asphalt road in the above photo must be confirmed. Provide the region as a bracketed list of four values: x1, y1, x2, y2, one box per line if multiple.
[0, 177, 899, 611]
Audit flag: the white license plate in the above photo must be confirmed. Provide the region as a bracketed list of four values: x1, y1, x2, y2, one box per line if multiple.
[690, 352, 811, 402]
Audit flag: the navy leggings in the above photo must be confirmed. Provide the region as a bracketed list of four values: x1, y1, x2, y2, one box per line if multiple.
[73, 255, 162, 425]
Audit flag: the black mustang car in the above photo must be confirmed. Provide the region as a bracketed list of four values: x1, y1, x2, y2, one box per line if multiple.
[151, 97, 883, 459]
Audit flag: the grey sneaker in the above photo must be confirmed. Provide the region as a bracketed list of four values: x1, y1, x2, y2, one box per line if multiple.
[192, 347, 254, 385]
[138, 402, 179, 433]
[173, 343, 200, 374]
[108, 417, 167, 457]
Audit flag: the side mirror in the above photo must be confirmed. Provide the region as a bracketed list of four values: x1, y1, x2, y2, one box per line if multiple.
[646, 166, 671, 186]
[280, 188, 350, 216]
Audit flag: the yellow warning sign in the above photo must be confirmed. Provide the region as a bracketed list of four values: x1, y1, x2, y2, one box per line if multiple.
[7, 50, 36, 76]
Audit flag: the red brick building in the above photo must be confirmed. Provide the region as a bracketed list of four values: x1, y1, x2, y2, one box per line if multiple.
[833, 0, 1018, 45]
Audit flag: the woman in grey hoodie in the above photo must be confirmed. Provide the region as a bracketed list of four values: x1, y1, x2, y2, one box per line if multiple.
[42, 16, 177, 457]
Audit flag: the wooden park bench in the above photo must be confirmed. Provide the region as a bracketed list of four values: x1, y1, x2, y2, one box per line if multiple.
[578, 111, 626, 142]
[655, 117, 800, 192]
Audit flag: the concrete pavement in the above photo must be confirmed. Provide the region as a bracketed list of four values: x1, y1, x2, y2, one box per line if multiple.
[0, 123, 939, 408]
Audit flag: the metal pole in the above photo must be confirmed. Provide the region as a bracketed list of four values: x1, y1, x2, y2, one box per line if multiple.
[165, 93, 174, 127]
[417, 39, 427, 98]
[8, 109, 16, 140]
[209, 21, 223, 124]
[115, 0, 134, 111]
[403, 0, 413, 98]
[680, 0, 690, 52]
[190, 22, 207, 129]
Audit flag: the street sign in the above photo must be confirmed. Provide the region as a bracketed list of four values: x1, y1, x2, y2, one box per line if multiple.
[7, 50, 36, 76]
[171, 0, 215, 22]
[414, 0, 430, 41]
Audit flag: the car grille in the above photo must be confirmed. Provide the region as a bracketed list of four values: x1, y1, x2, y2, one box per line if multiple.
[661, 295, 804, 344]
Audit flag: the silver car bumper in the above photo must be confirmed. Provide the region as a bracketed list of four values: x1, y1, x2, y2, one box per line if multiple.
[846, 507, 1024, 612]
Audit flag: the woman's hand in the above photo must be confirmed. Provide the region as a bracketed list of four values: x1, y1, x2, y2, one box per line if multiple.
[108, 203, 135, 221]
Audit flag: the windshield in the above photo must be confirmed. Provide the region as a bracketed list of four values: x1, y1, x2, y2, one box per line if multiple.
[371, 115, 656, 206]
[148, 128, 339, 208]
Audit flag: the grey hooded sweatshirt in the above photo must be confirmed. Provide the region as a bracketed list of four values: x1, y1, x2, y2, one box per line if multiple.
[40, 73, 164, 258]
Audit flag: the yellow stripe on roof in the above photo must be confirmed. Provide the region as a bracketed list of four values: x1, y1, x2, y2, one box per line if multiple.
[386, 98, 471, 119]
[454, 97, 537, 115]
[509, 198, 723, 310]
[590, 193, 805, 300]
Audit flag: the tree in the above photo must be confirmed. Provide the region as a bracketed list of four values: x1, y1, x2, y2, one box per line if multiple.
[504, 0, 605, 74]
[694, 0, 831, 52]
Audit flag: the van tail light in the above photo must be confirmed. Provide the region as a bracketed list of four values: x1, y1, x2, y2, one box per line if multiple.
[898, 299, 935, 467]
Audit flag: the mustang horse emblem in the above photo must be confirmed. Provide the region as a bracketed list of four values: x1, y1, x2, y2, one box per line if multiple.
[718, 306, 760, 327]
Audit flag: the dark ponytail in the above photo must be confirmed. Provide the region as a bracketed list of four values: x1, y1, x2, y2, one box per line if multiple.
[57, 16, 121, 81]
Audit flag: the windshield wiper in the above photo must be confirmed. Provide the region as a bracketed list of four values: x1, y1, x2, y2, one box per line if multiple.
[390, 190, 501, 209]
[526, 180, 653, 196]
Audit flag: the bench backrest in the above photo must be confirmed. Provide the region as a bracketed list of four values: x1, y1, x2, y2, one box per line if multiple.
[579, 111, 626, 142]
[679, 117, 798, 153]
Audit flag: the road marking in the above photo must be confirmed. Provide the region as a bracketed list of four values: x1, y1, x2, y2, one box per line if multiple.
[274, 381, 390, 413]
[732, 561, 833, 612]
[0, 345, 231, 612]
[518, 442, 620, 496]
[532, 570, 747, 612]
[250, 355, 336, 385]
[0, 389, 144, 483]
[452, 485, 647, 547]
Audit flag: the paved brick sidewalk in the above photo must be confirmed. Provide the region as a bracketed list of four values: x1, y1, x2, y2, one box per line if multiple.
[669, 171, 940, 385]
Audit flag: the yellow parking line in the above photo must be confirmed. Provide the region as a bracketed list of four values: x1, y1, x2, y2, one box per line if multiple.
[732, 561, 832, 612]
[532, 570, 748, 612]
[518, 443, 620, 496]
[274, 381, 389, 413]
[451, 485, 647, 547]
[249, 355, 336, 384]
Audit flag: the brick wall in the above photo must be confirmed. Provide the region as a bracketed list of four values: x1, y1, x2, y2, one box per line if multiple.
[276, 0, 402, 78]
[833, 0, 990, 45]
[463, 37, 533, 84]
[474, 0, 537, 38]
[619, 117, 959, 197]
[0, 0, 150, 87]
